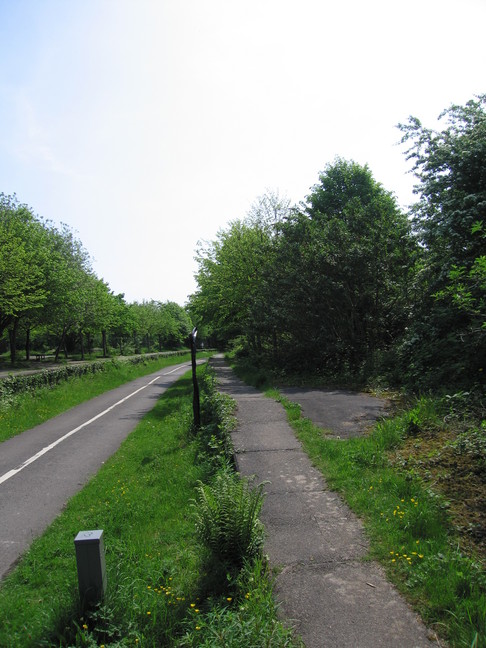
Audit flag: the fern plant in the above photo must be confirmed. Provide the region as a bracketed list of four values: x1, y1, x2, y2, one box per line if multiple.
[193, 467, 265, 568]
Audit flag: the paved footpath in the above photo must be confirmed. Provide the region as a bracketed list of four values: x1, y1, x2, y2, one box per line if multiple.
[210, 356, 440, 648]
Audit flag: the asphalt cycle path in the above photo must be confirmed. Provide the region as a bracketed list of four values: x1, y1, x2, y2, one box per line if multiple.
[210, 355, 439, 648]
[279, 387, 389, 439]
[0, 359, 204, 581]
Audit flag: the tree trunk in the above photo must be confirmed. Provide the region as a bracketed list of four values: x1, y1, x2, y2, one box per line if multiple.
[8, 319, 19, 364]
[25, 326, 31, 361]
[80, 332, 85, 360]
[55, 325, 67, 362]
[102, 330, 108, 357]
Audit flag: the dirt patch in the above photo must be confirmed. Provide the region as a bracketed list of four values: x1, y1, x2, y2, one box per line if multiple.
[390, 427, 486, 565]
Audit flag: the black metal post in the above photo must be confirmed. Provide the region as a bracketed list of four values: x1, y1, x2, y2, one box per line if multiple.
[190, 327, 201, 429]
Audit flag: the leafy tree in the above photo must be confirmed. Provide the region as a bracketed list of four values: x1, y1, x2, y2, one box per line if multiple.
[190, 218, 275, 350]
[190, 171, 413, 378]
[42, 224, 93, 361]
[163, 301, 192, 348]
[77, 276, 120, 358]
[275, 159, 414, 375]
[1, 194, 191, 364]
[398, 95, 486, 387]
[108, 293, 134, 355]
[0, 195, 49, 361]
[131, 301, 156, 352]
[130, 300, 192, 353]
[189, 191, 290, 352]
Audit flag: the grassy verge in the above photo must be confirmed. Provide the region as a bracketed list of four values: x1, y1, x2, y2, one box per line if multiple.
[268, 389, 485, 648]
[227, 353, 485, 647]
[0, 352, 214, 443]
[0, 365, 300, 647]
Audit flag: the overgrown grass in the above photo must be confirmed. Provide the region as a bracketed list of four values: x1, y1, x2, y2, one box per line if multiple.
[268, 388, 486, 648]
[178, 557, 298, 647]
[0, 352, 214, 443]
[0, 364, 299, 647]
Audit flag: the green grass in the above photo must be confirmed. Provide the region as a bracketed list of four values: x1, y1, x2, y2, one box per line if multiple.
[269, 389, 486, 648]
[0, 352, 214, 443]
[0, 365, 300, 647]
[0, 372, 202, 646]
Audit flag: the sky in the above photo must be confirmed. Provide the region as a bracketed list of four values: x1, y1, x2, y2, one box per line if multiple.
[1, 0, 485, 306]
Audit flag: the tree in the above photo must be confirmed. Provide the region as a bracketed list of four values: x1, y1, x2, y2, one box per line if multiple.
[77, 276, 119, 358]
[399, 95, 486, 275]
[190, 171, 413, 377]
[129, 300, 191, 353]
[276, 159, 414, 374]
[108, 293, 134, 355]
[189, 191, 290, 352]
[41, 223, 93, 362]
[398, 95, 486, 387]
[0, 195, 49, 362]
[190, 219, 274, 349]
[162, 301, 192, 348]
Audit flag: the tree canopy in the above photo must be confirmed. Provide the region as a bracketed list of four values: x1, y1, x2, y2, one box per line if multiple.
[0, 195, 192, 362]
[3, 94, 485, 390]
[190, 96, 486, 390]
[190, 161, 415, 378]
[398, 95, 486, 387]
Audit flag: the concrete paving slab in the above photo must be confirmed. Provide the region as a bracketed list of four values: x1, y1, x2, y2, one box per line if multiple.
[262, 498, 367, 564]
[276, 561, 435, 648]
[236, 449, 324, 492]
[232, 422, 302, 452]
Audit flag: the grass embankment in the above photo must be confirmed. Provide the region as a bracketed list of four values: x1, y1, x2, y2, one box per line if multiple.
[231, 357, 485, 648]
[0, 352, 212, 443]
[0, 364, 299, 647]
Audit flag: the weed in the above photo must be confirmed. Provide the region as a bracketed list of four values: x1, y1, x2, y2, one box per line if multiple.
[448, 421, 486, 467]
[178, 559, 302, 647]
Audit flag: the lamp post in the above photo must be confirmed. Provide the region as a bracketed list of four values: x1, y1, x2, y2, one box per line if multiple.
[190, 327, 200, 428]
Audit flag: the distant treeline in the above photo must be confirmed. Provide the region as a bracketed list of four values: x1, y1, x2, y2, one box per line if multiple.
[0, 195, 192, 362]
[188, 96, 486, 391]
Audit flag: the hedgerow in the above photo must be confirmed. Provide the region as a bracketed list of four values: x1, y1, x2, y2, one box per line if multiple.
[0, 351, 188, 402]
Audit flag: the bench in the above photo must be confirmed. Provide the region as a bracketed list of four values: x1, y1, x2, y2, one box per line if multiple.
[34, 354, 55, 361]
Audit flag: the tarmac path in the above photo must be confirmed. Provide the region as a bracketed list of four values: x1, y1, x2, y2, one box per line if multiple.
[279, 387, 389, 439]
[210, 355, 439, 648]
[0, 360, 203, 581]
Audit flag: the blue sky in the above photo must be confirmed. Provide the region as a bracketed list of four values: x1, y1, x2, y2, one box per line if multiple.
[1, 0, 485, 305]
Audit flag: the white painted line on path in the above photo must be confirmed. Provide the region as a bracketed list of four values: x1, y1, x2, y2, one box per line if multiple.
[162, 365, 187, 375]
[0, 372, 168, 487]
